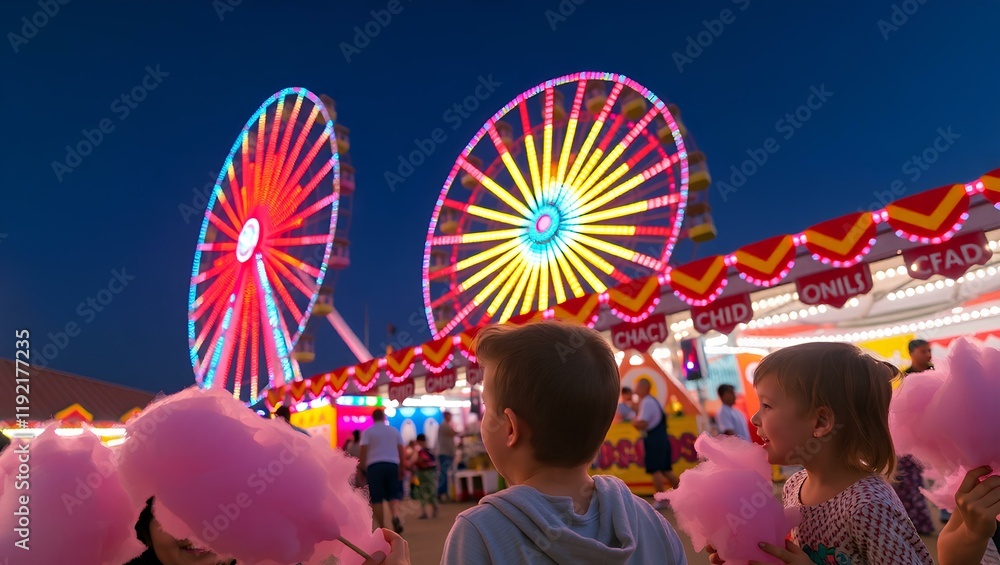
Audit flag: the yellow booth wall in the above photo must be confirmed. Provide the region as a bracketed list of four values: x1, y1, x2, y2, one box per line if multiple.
[290, 405, 338, 449]
[590, 417, 700, 496]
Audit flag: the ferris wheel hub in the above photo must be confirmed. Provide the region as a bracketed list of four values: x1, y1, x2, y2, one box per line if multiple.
[235, 218, 261, 263]
[528, 203, 563, 246]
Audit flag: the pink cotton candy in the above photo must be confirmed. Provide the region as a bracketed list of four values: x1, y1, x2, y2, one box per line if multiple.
[890, 338, 1000, 477]
[0, 425, 144, 565]
[662, 434, 800, 565]
[115, 386, 388, 565]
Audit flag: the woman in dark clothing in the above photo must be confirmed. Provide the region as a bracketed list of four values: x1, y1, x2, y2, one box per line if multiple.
[126, 498, 235, 565]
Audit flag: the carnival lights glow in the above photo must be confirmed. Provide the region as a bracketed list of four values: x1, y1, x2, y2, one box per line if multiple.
[188, 87, 339, 401]
[423, 72, 690, 337]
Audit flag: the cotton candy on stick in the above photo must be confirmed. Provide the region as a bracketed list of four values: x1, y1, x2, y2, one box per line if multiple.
[660, 434, 800, 565]
[0, 425, 144, 565]
[115, 387, 388, 565]
[889, 337, 1000, 513]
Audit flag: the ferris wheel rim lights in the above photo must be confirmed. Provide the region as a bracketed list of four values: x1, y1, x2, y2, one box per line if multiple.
[422, 71, 692, 338]
[188, 87, 339, 401]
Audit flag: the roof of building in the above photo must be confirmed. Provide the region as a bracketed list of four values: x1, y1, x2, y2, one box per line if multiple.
[0, 359, 157, 422]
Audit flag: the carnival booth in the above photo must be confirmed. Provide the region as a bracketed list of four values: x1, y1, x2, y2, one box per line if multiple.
[265, 167, 1000, 497]
[0, 361, 155, 445]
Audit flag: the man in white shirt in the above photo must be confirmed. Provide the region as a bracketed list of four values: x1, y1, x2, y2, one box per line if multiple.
[715, 384, 751, 441]
[359, 409, 406, 533]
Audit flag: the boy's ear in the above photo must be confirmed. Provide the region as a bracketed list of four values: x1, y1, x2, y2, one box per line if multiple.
[504, 407, 524, 448]
[814, 406, 836, 438]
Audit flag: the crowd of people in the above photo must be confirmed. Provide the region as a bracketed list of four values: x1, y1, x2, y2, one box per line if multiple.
[3, 321, 998, 564]
[358, 322, 1000, 564]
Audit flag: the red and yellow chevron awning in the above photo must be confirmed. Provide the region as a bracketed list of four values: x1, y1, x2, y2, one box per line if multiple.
[55, 403, 93, 423]
[982, 168, 1000, 207]
[266, 387, 284, 409]
[669, 255, 728, 306]
[735, 234, 796, 287]
[886, 183, 969, 243]
[385, 347, 416, 381]
[804, 212, 875, 267]
[606, 276, 661, 322]
[120, 407, 143, 423]
[550, 294, 601, 327]
[288, 379, 309, 403]
[308, 373, 329, 399]
[354, 359, 381, 391]
[328, 367, 351, 396]
[421, 336, 454, 372]
[457, 329, 479, 362]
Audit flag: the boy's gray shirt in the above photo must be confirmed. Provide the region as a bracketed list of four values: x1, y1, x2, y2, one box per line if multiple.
[442, 474, 688, 564]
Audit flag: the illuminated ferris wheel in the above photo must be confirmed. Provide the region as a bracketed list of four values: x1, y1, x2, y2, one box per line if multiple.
[423, 72, 711, 337]
[188, 88, 339, 401]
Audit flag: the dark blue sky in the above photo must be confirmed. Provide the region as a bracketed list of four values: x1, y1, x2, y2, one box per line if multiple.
[3, 0, 998, 395]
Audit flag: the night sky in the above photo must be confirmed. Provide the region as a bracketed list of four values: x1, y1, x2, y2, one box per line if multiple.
[3, 0, 999, 395]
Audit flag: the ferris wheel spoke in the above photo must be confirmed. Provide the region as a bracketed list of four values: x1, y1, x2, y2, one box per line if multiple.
[542, 86, 555, 193]
[233, 284, 254, 394]
[568, 114, 625, 198]
[570, 154, 679, 218]
[459, 157, 532, 218]
[261, 98, 290, 199]
[260, 256, 307, 323]
[214, 185, 245, 234]
[550, 241, 587, 298]
[565, 82, 624, 186]
[253, 254, 296, 388]
[484, 260, 527, 321]
[429, 237, 521, 279]
[571, 137, 661, 212]
[457, 243, 525, 293]
[575, 107, 659, 199]
[459, 203, 528, 227]
[572, 191, 681, 225]
[192, 288, 230, 355]
[192, 255, 236, 285]
[552, 236, 607, 294]
[274, 158, 335, 226]
[249, 301, 261, 401]
[555, 80, 588, 188]
[280, 113, 330, 202]
[264, 251, 321, 295]
[197, 242, 238, 253]
[275, 104, 321, 196]
[207, 210, 242, 242]
[499, 258, 534, 323]
[545, 245, 569, 304]
[271, 193, 337, 237]
[564, 231, 666, 272]
[518, 104, 544, 202]
[537, 248, 550, 310]
[191, 268, 238, 322]
[203, 269, 249, 391]
[252, 112, 268, 204]
[472, 254, 524, 317]
[569, 224, 676, 237]
[486, 125, 537, 211]
[519, 261, 541, 315]
[267, 234, 334, 247]
[430, 228, 523, 246]
[271, 95, 305, 191]
[562, 237, 630, 284]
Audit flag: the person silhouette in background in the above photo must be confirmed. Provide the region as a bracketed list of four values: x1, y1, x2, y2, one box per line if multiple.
[273, 405, 310, 437]
[892, 339, 937, 536]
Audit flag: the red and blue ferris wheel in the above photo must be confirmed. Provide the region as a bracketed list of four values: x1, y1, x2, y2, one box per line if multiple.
[188, 87, 340, 401]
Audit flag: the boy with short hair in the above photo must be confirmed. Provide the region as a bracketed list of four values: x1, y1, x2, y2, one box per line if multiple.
[441, 321, 687, 564]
